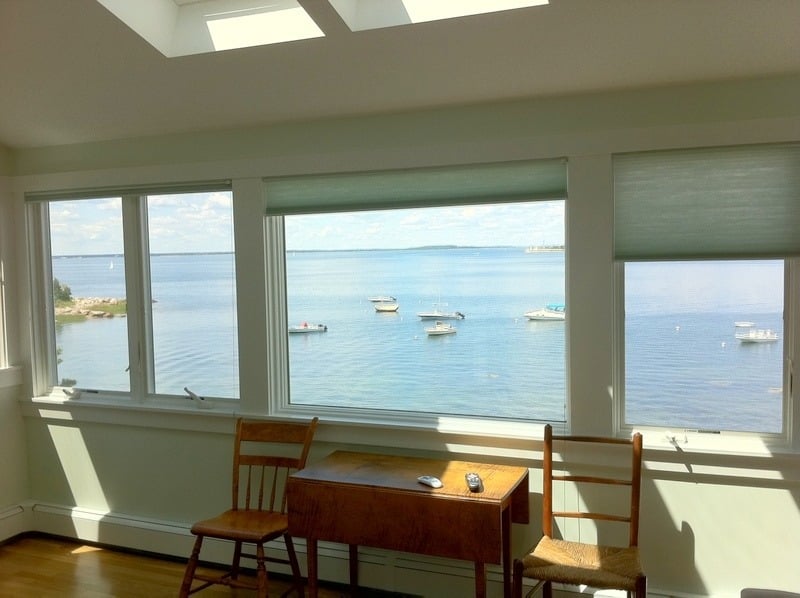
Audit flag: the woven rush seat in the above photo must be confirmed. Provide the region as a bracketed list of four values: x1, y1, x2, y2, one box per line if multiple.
[521, 536, 643, 591]
[512, 424, 646, 597]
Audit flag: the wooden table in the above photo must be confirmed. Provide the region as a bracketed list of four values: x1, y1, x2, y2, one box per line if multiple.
[287, 450, 529, 598]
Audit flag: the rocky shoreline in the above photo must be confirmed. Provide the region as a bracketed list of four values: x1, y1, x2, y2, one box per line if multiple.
[55, 297, 125, 318]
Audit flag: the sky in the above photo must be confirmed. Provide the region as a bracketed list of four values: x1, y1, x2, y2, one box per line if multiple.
[48, 193, 565, 255]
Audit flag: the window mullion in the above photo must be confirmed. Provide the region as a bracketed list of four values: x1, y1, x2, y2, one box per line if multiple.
[121, 195, 154, 399]
[787, 259, 799, 450]
[26, 202, 58, 394]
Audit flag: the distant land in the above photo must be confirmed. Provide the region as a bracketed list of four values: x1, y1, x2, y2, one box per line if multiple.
[54, 245, 566, 258]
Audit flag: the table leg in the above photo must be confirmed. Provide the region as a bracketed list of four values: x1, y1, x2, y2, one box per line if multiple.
[307, 537, 318, 598]
[502, 506, 512, 598]
[349, 544, 359, 593]
[474, 561, 486, 598]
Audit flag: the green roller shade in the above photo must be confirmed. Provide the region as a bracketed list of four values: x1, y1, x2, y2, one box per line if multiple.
[614, 143, 800, 260]
[264, 159, 567, 215]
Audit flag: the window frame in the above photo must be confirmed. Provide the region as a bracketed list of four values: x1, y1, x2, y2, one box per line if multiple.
[26, 187, 238, 402]
[264, 204, 568, 429]
[261, 159, 569, 430]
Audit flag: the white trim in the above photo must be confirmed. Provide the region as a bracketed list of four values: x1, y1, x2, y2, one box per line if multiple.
[9, 499, 689, 598]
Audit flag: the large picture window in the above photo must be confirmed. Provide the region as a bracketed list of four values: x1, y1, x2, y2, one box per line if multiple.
[283, 201, 566, 420]
[265, 159, 568, 423]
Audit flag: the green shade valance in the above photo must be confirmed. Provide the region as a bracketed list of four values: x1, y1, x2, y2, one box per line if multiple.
[264, 159, 567, 216]
[614, 143, 800, 260]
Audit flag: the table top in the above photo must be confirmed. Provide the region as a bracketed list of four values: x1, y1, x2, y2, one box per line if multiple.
[291, 450, 529, 504]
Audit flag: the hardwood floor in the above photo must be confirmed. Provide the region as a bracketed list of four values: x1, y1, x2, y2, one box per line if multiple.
[0, 535, 415, 598]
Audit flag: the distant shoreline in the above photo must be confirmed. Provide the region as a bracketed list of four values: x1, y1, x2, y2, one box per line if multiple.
[53, 245, 566, 259]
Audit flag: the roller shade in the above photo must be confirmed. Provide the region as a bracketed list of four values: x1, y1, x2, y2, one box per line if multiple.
[264, 159, 566, 215]
[614, 143, 800, 260]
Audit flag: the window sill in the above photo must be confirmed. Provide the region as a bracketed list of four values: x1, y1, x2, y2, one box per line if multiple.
[20, 392, 549, 458]
[21, 393, 239, 434]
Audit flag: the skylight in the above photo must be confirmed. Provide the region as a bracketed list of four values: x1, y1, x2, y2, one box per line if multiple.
[97, 0, 324, 58]
[328, 0, 549, 31]
[96, 0, 547, 57]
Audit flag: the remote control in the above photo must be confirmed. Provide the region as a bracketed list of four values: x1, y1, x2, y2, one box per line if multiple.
[417, 475, 443, 489]
[465, 472, 482, 492]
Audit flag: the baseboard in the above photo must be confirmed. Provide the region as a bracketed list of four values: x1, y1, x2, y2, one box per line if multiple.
[5, 501, 678, 598]
[0, 503, 32, 542]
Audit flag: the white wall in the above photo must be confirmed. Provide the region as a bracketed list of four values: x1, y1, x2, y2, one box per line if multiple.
[0, 174, 30, 539]
[4, 75, 800, 597]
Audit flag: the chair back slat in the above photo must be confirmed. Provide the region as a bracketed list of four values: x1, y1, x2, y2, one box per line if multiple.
[231, 417, 319, 513]
[542, 424, 643, 548]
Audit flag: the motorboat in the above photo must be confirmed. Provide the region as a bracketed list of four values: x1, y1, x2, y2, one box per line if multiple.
[735, 328, 779, 343]
[425, 321, 457, 336]
[367, 295, 396, 303]
[524, 303, 566, 321]
[374, 302, 399, 313]
[417, 303, 465, 320]
[288, 323, 328, 334]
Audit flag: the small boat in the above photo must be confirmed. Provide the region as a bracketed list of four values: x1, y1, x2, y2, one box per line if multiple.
[367, 295, 396, 303]
[374, 302, 399, 313]
[735, 328, 779, 343]
[524, 303, 566, 321]
[417, 303, 465, 320]
[425, 321, 457, 336]
[288, 323, 328, 334]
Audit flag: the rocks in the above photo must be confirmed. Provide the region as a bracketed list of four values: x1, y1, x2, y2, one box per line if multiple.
[54, 297, 124, 318]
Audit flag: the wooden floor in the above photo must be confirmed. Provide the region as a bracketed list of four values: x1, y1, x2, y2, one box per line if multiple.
[0, 535, 415, 598]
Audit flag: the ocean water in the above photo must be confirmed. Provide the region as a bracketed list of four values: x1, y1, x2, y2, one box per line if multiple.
[51, 250, 783, 432]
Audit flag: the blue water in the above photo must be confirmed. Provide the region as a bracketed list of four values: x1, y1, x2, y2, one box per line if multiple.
[51, 250, 783, 432]
[286, 247, 566, 421]
[53, 253, 238, 396]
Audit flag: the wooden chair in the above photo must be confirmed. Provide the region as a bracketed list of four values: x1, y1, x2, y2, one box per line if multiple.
[512, 424, 646, 597]
[179, 417, 319, 598]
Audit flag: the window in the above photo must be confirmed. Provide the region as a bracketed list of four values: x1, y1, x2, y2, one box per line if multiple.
[27, 186, 237, 399]
[265, 159, 568, 422]
[49, 198, 129, 391]
[623, 260, 784, 434]
[147, 193, 238, 397]
[614, 143, 800, 440]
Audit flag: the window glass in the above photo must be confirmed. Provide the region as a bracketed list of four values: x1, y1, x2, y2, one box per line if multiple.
[147, 192, 238, 398]
[624, 260, 783, 434]
[49, 198, 129, 391]
[284, 201, 565, 420]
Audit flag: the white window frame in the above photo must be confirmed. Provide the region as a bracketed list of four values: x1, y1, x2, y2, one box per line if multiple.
[263, 208, 569, 434]
[26, 187, 238, 403]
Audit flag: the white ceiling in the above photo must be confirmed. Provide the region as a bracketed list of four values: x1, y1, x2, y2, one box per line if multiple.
[1, 0, 799, 149]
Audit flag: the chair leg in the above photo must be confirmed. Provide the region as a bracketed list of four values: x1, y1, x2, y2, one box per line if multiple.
[542, 580, 553, 598]
[635, 576, 647, 597]
[284, 533, 305, 597]
[179, 535, 204, 597]
[231, 540, 243, 580]
[255, 542, 269, 598]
